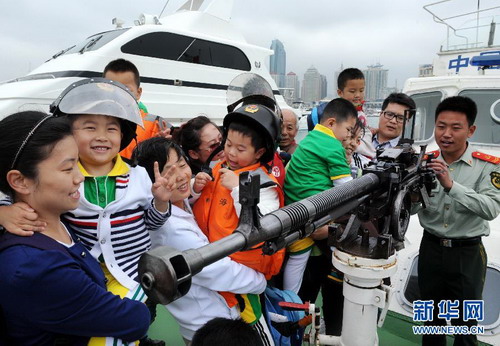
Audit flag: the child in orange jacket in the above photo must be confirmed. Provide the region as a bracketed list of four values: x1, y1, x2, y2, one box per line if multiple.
[192, 104, 285, 342]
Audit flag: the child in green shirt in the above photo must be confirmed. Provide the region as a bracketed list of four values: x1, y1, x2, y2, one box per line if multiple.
[283, 98, 357, 293]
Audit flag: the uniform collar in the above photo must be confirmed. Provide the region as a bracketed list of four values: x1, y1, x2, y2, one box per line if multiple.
[459, 143, 474, 166]
[78, 155, 130, 177]
[437, 142, 474, 167]
[314, 124, 337, 139]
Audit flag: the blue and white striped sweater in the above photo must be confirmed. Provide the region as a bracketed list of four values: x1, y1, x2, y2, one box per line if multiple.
[63, 165, 169, 290]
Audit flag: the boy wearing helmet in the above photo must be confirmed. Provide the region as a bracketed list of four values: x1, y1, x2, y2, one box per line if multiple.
[192, 104, 285, 343]
[0, 78, 176, 346]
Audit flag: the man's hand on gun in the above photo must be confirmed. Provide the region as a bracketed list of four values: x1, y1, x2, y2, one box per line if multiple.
[427, 159, 453, 191]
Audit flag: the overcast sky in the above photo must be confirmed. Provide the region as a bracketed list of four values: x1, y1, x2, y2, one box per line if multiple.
[1, 0, 499, 95]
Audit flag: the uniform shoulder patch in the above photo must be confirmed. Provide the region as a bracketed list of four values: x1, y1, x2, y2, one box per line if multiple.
[424, 150, 440, 160]
[472, 151, 500, 165]
[491, 172, 500, 190]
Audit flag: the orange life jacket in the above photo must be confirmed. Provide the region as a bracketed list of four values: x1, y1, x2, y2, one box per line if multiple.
[192, 161, 285, 306]
[120, 109, 159, 159]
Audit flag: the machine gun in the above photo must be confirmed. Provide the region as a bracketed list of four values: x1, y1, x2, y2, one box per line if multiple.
[138, 114, 436, 345]
[328, 139, 437, 260]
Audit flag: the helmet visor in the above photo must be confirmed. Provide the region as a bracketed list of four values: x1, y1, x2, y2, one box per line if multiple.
[56, 81, 143, 128]
[226, 73, 279, 114]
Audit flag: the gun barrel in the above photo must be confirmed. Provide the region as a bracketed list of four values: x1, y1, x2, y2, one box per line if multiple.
[260, 173, 379, 240]
[139, 173, 380, 304]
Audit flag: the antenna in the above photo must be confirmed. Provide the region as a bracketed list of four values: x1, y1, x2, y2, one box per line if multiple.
[488, 19, 496, 47]
[159, 0, 170, 18]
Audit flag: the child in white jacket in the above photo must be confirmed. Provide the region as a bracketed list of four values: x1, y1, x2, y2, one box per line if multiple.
[133, 138, 267, 342]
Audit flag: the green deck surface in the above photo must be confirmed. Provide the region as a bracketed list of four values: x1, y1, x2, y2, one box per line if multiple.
[147, 300, 492, 345]
[148, 307, 184, 345]
[378, 311, 422, 346]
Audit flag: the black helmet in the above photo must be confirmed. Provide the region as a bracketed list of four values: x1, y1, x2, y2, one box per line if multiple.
[50, 78, 143, 150]
[226, 73, 282, 119]
[223, 104, 280, 163]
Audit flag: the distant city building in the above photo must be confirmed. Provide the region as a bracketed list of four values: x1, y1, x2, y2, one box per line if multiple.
[382, 86, 399, 99]
[419, 64, 433, 77]
[320, 74, 328, 99]
[285, 71, 300, 104]
[334, 63, 344, 90]
[363, 63, 388, 101]
[269, 39, 286, 88]
[270, 73, 281, 88]
[302, 66, 322, 103]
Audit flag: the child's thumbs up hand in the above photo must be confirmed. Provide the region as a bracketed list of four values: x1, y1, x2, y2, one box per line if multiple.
[219, 168, 239, 190]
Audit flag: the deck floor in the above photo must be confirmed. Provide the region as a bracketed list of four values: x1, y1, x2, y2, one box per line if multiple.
[147, 301, 488, 345]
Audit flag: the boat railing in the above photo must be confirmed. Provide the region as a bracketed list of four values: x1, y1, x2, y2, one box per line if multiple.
[424, 0, 500, 52]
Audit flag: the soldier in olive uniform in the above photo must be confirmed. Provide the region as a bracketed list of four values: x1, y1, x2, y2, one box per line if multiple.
[412, 96, 500, 346]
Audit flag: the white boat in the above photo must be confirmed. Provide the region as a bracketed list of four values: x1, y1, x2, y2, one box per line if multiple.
[0, 0, 285, 125]
[386, 2, 500, 345]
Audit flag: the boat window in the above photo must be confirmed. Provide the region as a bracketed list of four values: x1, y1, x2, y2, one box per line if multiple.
[402, 255, 500, 329]
[458, 89, 500, 145]
[482, 265, 500, 327]
[403, 255, 420, 304]
[54, 29, 129, 58]
[406, 92, 442, 142]
[121, 32, 251, 71]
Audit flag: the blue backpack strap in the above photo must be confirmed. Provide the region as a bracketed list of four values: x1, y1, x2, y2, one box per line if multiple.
[264, 286, 306, 346]
[307, 108, 318, 132]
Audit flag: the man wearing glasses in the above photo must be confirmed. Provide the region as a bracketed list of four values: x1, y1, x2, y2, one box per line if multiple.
[373, 93, 416, 150]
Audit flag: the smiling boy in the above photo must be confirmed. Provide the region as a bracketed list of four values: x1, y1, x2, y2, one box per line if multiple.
[192, 104, 285, 343]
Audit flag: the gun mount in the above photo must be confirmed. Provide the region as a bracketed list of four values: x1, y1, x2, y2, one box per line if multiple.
[330, 141, 436, 259]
